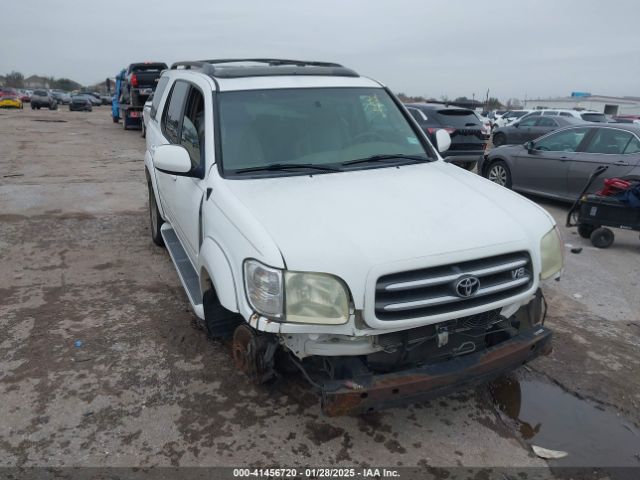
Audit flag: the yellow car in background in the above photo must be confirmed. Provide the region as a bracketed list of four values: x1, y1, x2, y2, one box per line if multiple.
[0, 95, 23, 109]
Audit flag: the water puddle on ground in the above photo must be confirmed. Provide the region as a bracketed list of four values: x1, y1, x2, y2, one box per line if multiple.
[489, 376, 640, 468]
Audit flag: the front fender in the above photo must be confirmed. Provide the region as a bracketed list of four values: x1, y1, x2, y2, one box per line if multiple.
[198, 237, 238, 313]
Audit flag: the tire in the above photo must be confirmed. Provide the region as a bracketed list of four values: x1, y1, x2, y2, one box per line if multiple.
[578, 223, 598, 239]
[141, 121, 146, 138]
[50, 103, 58, 111]
[123, 115, 128, 130]
[486, 160, 512, 188]
[590, 227, 614, 248]
[148, 182, 164, 247]
[31, 104, 35, 110]
[493, 132, 506, 147]
[203, 288, 244, 339]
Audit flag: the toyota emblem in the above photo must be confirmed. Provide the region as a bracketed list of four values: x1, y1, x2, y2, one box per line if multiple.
[455, 276, 481, 298]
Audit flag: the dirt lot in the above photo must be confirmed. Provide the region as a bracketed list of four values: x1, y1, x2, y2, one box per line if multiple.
[1, 108, 639, 474]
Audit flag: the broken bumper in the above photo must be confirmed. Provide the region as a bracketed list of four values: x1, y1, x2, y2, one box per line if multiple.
[321, 326, 552, 416]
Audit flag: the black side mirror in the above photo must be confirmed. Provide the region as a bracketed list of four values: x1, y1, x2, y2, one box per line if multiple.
[525, 141, 534, 152]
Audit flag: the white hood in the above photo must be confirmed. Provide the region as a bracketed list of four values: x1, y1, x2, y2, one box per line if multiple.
[224, 162, 554, 307]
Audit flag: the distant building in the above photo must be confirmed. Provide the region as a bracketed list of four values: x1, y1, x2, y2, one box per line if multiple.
[24, 75, 51, 89]
[525, 94, 640, 116]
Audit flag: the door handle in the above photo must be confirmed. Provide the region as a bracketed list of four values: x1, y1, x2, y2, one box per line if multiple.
[171, 175, 177, 181]
[613, 160, 629, 166]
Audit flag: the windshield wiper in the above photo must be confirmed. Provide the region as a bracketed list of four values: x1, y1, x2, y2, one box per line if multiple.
[341, 154, 430, 167]
[233, 163, 342, 174]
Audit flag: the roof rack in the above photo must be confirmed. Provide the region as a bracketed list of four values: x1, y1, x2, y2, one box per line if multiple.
[170, 58, 359, 78]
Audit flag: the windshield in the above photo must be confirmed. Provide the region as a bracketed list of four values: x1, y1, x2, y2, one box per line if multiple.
[219, 87, 432, 177]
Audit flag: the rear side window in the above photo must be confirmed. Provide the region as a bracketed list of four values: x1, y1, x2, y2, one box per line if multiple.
[519, 117, 538, 127]
[542, 111, 558, 116]
[434, 109, 480, 128]
[560, 112, 573, 117]
[581, 113, 607, 123]
[624, 136, 640, 154]
[151, 76, 169, 119]
[584, 128, 635, 154]
[536, 117, 557, 127]
[162, 81, 190, 144]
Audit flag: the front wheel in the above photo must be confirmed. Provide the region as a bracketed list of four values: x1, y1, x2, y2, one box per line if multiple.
[486, 160, 512, 188]
[148, 182, 164, 247]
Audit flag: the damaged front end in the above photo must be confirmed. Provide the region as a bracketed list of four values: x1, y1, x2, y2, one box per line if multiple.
[293, 290, 552, 416]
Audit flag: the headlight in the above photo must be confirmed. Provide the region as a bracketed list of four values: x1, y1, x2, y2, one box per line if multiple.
[285, 272, 350, 324]
[540, 226, 564, 280]
[244, 260, 283, 318]
[243, 260, 350, 324]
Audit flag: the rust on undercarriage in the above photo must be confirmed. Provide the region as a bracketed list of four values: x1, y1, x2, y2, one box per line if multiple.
[321, 327, 552, 416]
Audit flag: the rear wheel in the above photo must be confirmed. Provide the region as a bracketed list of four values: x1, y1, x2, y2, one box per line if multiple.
[486, 160, 512, 188]
[590, 227, 614, 248]
[493, 132, 506, 147]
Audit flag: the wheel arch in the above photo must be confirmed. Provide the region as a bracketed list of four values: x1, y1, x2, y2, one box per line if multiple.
[144, 160, 166, 220]
[199, 238, 239, 313]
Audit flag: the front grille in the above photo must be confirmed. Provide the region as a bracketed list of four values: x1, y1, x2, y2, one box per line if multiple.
[375, 252, 533, 321]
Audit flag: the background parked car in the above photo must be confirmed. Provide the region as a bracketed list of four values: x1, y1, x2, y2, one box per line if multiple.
[492, 110, 533, 129]
[30, 89, 58, 110]
[479, 124, 640, 201]
[492, 116, 584, 147]
[51, 90, 71, 105]
[0, 94, 23, 109]
[519, 109, 607, 123]
[17, 89, 31, 103]
[405, 103, 487, 169]
[0, 87, 20, 98]
[75, 92, 102, 106]
[612, 115, 640, 125]
[474, 111, 492, 136]
[69, 95, 93, 112]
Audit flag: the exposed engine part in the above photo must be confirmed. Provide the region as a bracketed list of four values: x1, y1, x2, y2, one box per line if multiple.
[232, 324, 278, 384]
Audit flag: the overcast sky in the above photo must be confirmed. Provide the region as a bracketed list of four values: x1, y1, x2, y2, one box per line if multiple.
[2, 0, 639, 100]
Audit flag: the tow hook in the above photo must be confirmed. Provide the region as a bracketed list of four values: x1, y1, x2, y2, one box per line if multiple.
[232, 324, 278, 384]
[436, 324, 449, 347]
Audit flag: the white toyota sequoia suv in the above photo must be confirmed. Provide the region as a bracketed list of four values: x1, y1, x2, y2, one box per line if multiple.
[144, 59, 563, 415]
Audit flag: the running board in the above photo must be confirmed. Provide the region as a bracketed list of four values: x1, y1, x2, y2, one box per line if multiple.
[161, 224, 204, 319]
